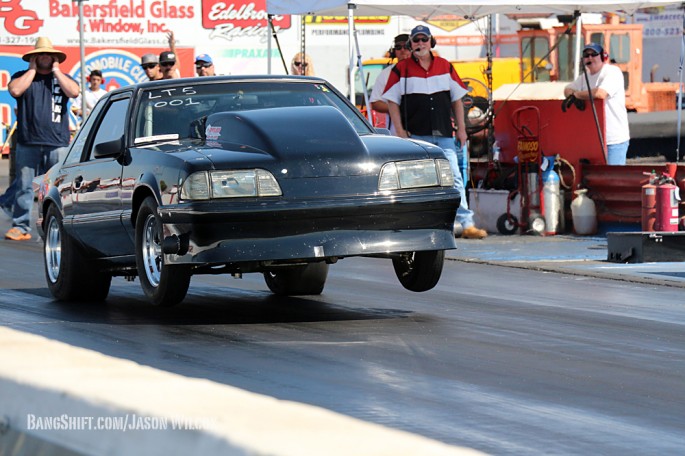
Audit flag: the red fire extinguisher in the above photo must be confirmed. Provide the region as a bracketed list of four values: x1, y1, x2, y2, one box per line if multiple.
[654, 174, 680, 232]
[641, 171, 657, 232]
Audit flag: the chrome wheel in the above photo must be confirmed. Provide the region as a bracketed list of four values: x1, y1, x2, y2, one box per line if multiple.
[141, 213, 162, 287]
[45, 215, 62, 283]
[135, 196, 190, 306]
[43, 204, 111, 301]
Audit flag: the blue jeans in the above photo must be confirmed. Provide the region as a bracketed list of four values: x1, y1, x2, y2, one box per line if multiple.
[11, 143, 62, 234]
[0, 177, 18, 211]
[411, 134, 475, 229]
[607, 141, 629, 165]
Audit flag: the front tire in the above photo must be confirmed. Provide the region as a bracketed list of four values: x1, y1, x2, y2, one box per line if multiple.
[44, 204, 111, 301]
[393, 250, 444, 292]
[135, 196, 191, 306]
[264, 263, 329, 296]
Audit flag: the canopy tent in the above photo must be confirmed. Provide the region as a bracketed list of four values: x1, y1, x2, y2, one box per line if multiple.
[267, 1, 684, 157]
[266, 1, 680, 17]
[266, 1, 681, 100]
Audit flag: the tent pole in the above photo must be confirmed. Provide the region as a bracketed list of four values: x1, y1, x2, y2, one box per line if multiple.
[487, 14, 495, 157]
[300, 14, 306, 64]
[573, 14, 583, 80]
[677, 7, 684, 163]
[267, 14, 272, 74]
[352, 27, 372, 122]
[582, 59, 605, 156]
[268, 14, 289, 74]
[348, 3, 356, 103]
[77, 0, 87, 125]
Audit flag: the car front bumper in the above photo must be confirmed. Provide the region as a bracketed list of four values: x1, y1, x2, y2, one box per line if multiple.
[158, 190, 460, 265]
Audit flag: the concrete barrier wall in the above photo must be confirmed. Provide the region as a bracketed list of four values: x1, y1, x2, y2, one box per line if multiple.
[0, 326, 484, 456]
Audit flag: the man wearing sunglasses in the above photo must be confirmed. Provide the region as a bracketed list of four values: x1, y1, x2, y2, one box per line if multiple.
[195, 54, 215, 77]
[383, 25, 487, 239]
[159, 51, 180, 79]
[369, 34, 412, 134]
[140, 54, 162, 81]
[564, 43, 629, 165]
[158, 31, 181, 80]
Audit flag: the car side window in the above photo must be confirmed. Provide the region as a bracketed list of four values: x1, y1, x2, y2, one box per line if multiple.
[87, 98, 130, 161]
[63, 96, 109, 166]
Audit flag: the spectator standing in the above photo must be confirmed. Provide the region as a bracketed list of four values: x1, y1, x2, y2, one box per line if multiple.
[72, 69, 107, 121]
[0, 120, 17, 218]
[140, 53, 162, 81]
[370, 33, 412, 134]
[195, 54, 215, 77]
[160, 31, 181, 79]
[564, 43, 630, 165]
[291, 52, 314, 76]
[6, 37, 78, 241]
[383, 25, 487, 239]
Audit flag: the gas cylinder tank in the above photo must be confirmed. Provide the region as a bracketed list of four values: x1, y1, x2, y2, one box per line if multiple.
[542, 160, 560, 235]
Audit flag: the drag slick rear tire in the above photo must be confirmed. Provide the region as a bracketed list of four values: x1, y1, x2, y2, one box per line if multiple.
[135, 196, 191, 307]
[263, 263, 329, 296]
[44, 204, 111, 301]
[393, 250, 444, 292]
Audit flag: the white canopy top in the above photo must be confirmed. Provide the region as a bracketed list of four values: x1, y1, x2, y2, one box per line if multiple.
[266, 1, 680, 18]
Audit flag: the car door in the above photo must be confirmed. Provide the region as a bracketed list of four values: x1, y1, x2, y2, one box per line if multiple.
[69, 94, 133, 257]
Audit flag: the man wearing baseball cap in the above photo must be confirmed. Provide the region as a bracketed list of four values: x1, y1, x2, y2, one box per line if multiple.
[159, 51, 179, 79]
[369, 34, 412, 134]
[382, 25, 487, 239]
[564, 43, 629, 164]
[140, 53, 162, 81]
[6, 37, 79, 241]
[159, 31, 181, 79]
[195, 54, 215, 77]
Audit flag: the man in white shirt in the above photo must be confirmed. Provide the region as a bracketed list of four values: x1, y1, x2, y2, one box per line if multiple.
[369, 33, 412, 135]
[564, 43, 630, 165]
[72, 69, 107, 121]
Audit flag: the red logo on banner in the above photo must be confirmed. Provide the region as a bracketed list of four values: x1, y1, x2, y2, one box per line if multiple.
[202, 0, 290, 40]
[0, 70, 9, 90]
[1, 104, 10, 126]
[0, 0, 43, 35]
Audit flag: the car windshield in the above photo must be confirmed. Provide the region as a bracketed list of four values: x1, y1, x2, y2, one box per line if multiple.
[133, 80, 372, 144]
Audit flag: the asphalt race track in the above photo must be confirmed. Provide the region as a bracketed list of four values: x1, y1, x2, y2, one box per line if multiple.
[0, 230, 682, 455]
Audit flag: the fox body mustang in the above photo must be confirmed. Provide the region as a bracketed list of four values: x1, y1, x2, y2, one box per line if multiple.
[37, 76, 460, 306]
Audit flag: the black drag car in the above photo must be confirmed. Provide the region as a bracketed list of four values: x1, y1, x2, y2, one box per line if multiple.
[37, 76, 460, 306]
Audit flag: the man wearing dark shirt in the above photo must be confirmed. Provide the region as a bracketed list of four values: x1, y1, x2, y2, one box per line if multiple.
[6, 37, 78, 241]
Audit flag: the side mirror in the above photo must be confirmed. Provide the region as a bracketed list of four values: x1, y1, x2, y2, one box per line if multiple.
[93, 136, 123, 159]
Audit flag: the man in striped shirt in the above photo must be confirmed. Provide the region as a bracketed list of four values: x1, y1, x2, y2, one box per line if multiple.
[383, 25, 487, 239]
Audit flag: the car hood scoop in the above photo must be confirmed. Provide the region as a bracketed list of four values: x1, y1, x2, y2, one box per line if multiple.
[204, 106, 369, 177]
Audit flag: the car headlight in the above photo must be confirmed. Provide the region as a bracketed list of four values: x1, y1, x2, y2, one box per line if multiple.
[181, 169, 282, 200]
[378, 159, 454, 191]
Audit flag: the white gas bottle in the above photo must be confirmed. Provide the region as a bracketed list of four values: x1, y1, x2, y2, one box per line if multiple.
[542, 160, 560, 235]
[571, 189, 597, 235]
